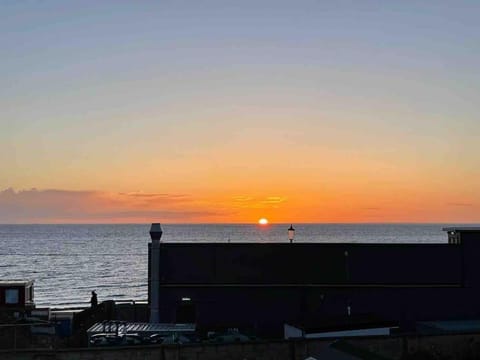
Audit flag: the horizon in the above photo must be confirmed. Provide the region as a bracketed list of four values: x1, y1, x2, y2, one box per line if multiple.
[2, 1, 479, 224]
[0, 221, 477, 226]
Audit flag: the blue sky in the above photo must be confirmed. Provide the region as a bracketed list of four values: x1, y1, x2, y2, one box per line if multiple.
[1, 1, 480, 223]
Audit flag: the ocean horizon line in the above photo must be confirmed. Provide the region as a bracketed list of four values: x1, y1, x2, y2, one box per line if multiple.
[1, 222, 478, 226]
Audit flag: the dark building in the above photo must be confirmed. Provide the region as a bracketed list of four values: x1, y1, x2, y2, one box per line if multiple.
[148, 227, 480, 337]
[0, 280, 35, 317]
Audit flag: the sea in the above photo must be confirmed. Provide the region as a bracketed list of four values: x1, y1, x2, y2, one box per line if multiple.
[0, 223, 469, 308]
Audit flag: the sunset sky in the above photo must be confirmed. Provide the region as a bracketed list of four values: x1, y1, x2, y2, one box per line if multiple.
[1, 1, 479, 223]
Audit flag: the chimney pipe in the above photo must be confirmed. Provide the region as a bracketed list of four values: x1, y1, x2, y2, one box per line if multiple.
[149, 223, 163, 323]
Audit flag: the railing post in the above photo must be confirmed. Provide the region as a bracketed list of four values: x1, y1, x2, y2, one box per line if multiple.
[13, 325, 17, 353]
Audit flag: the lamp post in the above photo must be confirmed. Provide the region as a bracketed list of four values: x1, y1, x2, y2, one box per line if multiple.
[288, 224, 295, 243]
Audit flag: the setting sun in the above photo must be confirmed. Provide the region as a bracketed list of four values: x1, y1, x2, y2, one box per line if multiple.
[258, 218, 269, 225]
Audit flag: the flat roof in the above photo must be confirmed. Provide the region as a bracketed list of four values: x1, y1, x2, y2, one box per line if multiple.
[418, 320, 480, 333]
[87, 321, 195, 335]
[0, 280, 34, 287]
[443, 227, 480, 232]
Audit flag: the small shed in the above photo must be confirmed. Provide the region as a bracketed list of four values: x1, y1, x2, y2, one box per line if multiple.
[0, 280, 35, 310]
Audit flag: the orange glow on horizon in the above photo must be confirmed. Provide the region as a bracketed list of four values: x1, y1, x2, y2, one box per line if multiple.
[1, 185, 480, 224]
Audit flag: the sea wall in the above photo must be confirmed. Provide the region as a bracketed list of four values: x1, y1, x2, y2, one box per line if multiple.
[0, 340, 296, 360]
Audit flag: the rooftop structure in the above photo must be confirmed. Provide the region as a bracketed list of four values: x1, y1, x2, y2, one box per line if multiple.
[86, 321, 196, 346]
[443, 226, 480, 244]
[0, 279, 34, 311]
[87, 321, 195, 336]
[442, 227, 480, 232]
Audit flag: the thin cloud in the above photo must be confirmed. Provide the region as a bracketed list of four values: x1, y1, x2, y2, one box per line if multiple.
[232, 196, 254, 202]
[447, 203, 474, 207]
[119, 192, 190, 199]
[0, 188, 229, 223]
[260, 197, 287, 204]
[230, 195, 287, 209]
[48, 210, 225, 221]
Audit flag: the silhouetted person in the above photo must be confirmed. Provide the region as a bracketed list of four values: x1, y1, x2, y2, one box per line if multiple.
[90, 291, 98, 309]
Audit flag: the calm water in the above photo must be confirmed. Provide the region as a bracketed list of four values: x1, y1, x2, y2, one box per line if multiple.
[0, 223, 463, 308]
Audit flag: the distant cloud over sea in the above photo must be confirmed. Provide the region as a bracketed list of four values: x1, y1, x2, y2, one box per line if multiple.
[0, 188, 231, 223]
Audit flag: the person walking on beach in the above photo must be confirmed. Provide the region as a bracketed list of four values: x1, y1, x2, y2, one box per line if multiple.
[90, 291, 98, 309]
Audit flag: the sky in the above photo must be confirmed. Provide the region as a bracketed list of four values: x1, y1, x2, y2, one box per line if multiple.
[1, 0, 480, 223]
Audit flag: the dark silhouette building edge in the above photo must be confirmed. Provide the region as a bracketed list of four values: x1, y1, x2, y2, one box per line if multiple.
[148, 227, 480, 337]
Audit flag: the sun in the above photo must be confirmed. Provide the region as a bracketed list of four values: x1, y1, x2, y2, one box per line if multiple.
[258, 218, 269, 225]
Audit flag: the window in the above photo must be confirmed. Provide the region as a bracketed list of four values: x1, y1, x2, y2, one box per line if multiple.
[5, 289, 19, 304]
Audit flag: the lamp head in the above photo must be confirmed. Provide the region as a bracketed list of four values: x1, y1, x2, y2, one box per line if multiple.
[288, 224, 295, 242]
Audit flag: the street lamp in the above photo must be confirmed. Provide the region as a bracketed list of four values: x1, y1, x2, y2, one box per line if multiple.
[288, 224, 295, 243]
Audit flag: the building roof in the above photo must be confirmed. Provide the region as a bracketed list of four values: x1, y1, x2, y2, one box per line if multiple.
[306, 347, 364, 360]
[288, 314, 396, 333]
[417, 320, 480, 334]
[87, 321, 195, 335]
[443, 227, 480, 232]
[0, 280, 34, 287]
